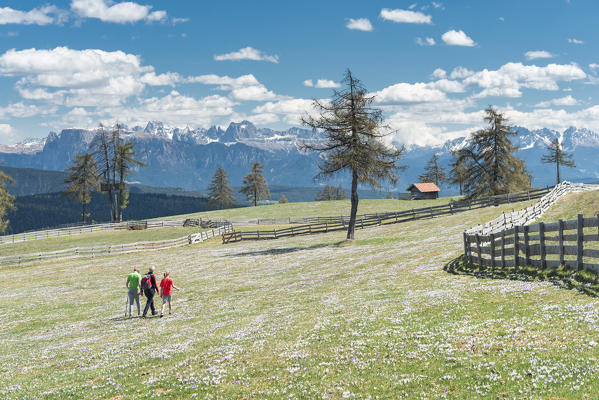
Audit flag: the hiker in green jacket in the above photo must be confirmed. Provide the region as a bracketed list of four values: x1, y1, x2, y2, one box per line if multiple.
[126, 267, 142, 317]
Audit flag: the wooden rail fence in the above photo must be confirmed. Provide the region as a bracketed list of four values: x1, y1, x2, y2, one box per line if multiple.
[0, 224, 234, 266]
[463, 181, 599, 272]
[0, 218, 229, 246]
[464, 214, 599, 273]
[222, 187, 554, 244]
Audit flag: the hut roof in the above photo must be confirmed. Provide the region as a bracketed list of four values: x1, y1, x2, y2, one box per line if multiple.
[406, 183, 441, 193]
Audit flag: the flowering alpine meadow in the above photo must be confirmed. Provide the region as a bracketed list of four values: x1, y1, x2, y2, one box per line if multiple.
[2, 197, 599, 399]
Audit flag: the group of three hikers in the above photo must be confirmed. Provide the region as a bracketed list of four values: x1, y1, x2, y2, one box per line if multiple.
[125, 266, 180, 318]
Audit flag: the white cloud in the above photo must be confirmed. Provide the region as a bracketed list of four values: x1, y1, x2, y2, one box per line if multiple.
[303, 79, 313, 87]
[0, 47, 152, 106]
[431, 68, 446, 79]
[311, 79, 340, 89]
[253, 99, 316, 124]
[71, 0, 168, 23]
[464, 62, 586, 98]
[416, 37, 436, 46]
[0, 102, 57, 118]
[140, 71, 182, 86]
[589, 63, 599, 70]
[380, 8, 432, 24]
[214, 46, 279, 63]
[373, 82, 447, 105]
[0, 5, 68, 25]
[230, 85, 277, 101]
[535, 95, 579, 108]
[187, 74, 260, 89]
[346, 18, 372, 32]
[115, 91, 236, 127]
[188, 73, 279, 101]
[427, 79, 465, 93]
[0, 124, 15, 142]
[449, 66, 474, 79]
[568, 38, 584, 44]
[525, 50, 555, 60]
[441, 30, 476, 47]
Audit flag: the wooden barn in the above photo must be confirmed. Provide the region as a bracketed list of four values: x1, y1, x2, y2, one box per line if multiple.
[406, 183, 441, 200]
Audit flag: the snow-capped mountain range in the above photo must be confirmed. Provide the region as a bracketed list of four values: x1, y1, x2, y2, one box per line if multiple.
[1, 121, 598, 193]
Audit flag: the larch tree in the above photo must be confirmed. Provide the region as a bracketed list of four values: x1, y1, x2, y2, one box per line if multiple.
[208, 167, 236, 209]
[115, 140, 147, 221]
[64, 153, 99, 224]
[418, 154, 447, 186]
[449, 150, 469, 196]
[278, 195, 288, 204]
[459, 106, 530, 198]
[0, 171, 15, 233]
[541, 138, 575, 185]
[301, 69, 404, 240]
[240, 162, 270, 206]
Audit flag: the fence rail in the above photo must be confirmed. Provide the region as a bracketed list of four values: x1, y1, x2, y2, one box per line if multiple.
[0, 224, 234, 266]
[463, 182, 599, 272]
[464, 214, 599, 273]
[0, 218, 229, 246]
[222, 187, 554, 244]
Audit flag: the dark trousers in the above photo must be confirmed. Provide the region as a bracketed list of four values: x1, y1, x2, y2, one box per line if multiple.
[143, 289, 156, 316]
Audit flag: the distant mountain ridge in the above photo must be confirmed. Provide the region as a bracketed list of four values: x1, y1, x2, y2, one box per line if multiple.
[1, 121, 599, 193]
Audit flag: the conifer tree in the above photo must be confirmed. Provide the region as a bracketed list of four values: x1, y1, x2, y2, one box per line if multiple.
[64, 153, 99, 224]
[208, 167, 236, 209]
[0, 171, 15, 233]
[449, 150, 469, 196]
[459, 106, 530, 198]
[301, 69, 404, 239]
[240, 162, 270, 206]
[278, 195, 288, 204]
[418, 154, 447, 186]
[315, 184, 346, 201]
[115, 141, 146, 221]
[541, 138, 575, 185]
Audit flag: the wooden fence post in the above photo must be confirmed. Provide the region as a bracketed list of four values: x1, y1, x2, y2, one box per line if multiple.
[501, 230, 506, 268]
[577, 213, 584, 271]
[463, 232, 469, 262]
[558, 219, 564, 266]
[514, 226, 520, 267]
[524, 225, 530, 266]
[539, 222, 546, 269]
[490, 233, 496, 269]
[476, 234, 482, 267]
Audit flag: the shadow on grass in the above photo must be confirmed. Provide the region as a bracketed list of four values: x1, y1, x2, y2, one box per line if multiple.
[228, 240, 349, 257]
[444, 254, 599, 297]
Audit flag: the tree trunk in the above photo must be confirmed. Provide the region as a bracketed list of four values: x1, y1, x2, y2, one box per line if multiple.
[557, 159, 561, 185]
[81, 201, 86, 224]
[347, 169, 359, 240]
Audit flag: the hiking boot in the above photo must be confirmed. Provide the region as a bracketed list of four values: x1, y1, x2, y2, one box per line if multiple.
[160, 314, 163, 318]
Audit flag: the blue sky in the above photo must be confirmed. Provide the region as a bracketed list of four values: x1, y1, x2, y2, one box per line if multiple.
[1, 0, 598, 146]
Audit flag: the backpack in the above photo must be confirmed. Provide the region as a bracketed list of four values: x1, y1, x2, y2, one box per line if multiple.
[141, 273, 153, 290]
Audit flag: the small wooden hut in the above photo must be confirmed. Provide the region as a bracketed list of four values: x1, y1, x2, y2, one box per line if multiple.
[406, 183, 440, 200]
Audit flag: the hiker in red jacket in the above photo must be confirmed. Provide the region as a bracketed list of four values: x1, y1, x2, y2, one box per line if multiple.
[159, 270, 180, 317]
[141, 266, 159, 317]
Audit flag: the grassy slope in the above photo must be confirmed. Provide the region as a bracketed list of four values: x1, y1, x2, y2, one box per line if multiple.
[539, 190, 599, 222]
[0, 227, 206, 257]
[5, 198, 599, 398]
[155, 196, 461, 222]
